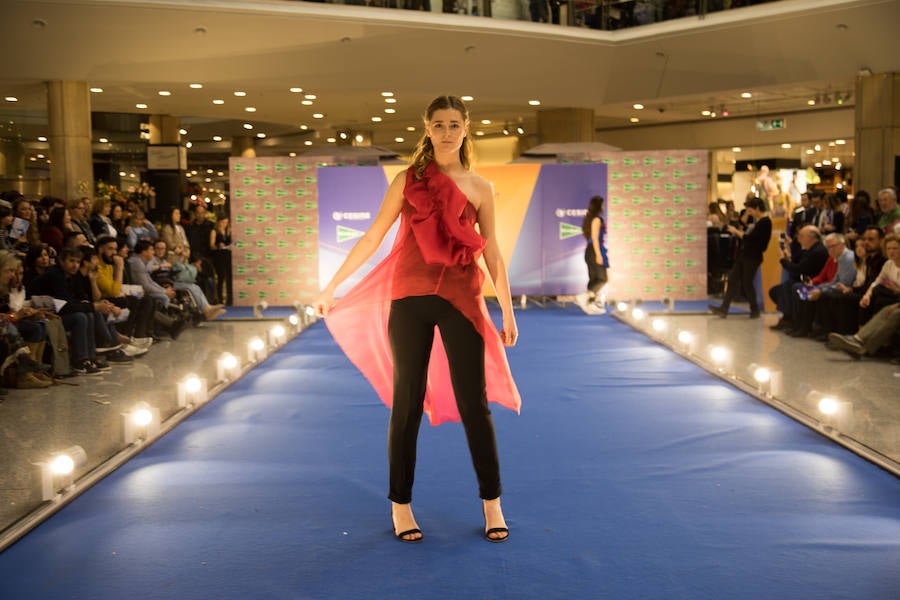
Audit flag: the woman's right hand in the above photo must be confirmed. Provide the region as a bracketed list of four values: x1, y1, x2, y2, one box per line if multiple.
[860, 294, 870, 308]
[314, 290, 335, 317]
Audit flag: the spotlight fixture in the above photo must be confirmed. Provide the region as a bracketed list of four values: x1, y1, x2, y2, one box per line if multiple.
[748, 363, 781, 396]
[38, 446, 88, 501]
[247, 336, 267, 362]
[217, 352, 241, 382]
[177, 374, 207, 408]
[268, 324, 287, 346]
[707, 345, 733, 372]
[631, 307, 646, 321]
[253, 300, 269, 318]
[516, 126, 525, 135]
[123, 401, 160, 445]
[616, 301, 628, 312]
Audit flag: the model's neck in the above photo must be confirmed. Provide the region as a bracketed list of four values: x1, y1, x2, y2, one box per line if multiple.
[433, 152, 464, 174]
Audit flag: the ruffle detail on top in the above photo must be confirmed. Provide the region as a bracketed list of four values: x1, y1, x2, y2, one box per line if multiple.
[404, 161, 486, 267]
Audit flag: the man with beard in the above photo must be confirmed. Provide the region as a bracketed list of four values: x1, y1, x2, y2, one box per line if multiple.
[95, 236, 156, 354]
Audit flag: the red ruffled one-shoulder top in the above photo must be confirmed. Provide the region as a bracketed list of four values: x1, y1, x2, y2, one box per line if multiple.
[324, 162, 521, 425]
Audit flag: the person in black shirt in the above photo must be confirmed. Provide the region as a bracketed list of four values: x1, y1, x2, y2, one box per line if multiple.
[709, 197, 772, 319]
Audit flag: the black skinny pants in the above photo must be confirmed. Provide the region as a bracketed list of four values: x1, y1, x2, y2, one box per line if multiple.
[721, 256, 761, 314]
[387, 295, 501, 504]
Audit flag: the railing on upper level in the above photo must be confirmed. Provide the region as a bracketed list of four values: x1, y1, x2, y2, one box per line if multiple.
[294, 0, 782, 30]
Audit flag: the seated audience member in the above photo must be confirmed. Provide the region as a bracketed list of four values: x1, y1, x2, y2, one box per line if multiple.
[787, 233, 856, 338]
[10, 195, 42, 254]
[89, 197, 117, 239]
[40, 206, 70, 254]
[95, 236, 157, 348]
[0, 251, 53, 388]
[71, 246, 137, 364]
[26, 247, 107, 375]
[769, 225, 828, 330]
[0, 200, 14, 252]
[63, 230, 89, 250]
[859, 233, 900, 323]
[817, 227, 886, 335]
[845, 191, 874, 243]
[128, 239, 175, 308]
[67, 197, 97, 246]
[161, 207, 191, 260]
[125, 210, 158, 249]
[829, 303, 900, 361]
[150, 239, 225, 321]
[876, 187, 900, 235]
[24, 244, 53, 287]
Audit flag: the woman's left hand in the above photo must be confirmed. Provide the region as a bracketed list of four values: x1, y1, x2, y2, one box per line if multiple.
[500, 313, 518, 347]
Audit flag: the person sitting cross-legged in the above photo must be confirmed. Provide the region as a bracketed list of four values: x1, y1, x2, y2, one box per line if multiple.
[828, 302, 900, 361]
[787, 233, 856, 338]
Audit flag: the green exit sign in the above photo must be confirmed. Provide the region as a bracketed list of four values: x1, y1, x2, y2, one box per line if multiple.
[756, 118, 786, 131]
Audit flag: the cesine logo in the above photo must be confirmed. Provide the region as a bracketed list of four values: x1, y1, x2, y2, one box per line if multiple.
[555, 208, 588, 218]
[332, 211, 372, 221]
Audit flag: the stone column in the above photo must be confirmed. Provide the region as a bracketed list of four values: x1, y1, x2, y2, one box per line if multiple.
[855, 72, 899, 192]
[231, 136, 256, 158]
[537, 108, 595, 144]
[47, 81, 93, 200]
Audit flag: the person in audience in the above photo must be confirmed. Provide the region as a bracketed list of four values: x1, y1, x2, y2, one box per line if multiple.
[40, 207, 70, 253]
[185, 203, 218, 302]
[151, 239, 225, 321]
[26, 246, 107, 374]
[769, 225, 828, 330]
[0, 251, 53, 388]
[786, 233, 856, 338]
[0, 200, 15, 252]
[210, 214, 233, 305]
[70, 246, 134, 364]
[817, 227, 886, 335]
[125, 209, 158, 249]
[708, 197, 771, 319]
[859, 233, 900, 323]
[67, 197, 97, 246]
[161, 207, 190, 260]
[63, 230, 89, 250]
[95, 236, 155, 352]
[128, 239, 176, 308]
[707, 201, 726, 229]
[23, 244, 53, 286]
[110, 202, 130, 247]
[845, 191, 874, 243]
[11, 195, 42, 253]
[820, 193, 845, 234]
[828, 302, 900, 361]
[875, 187, 900, 235]
[89, 196, 117, 239]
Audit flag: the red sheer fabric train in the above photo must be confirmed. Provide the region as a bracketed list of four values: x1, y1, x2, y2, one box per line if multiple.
[325, 162, 521, 425]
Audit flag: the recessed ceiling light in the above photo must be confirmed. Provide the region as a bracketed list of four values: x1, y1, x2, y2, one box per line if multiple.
[179, 128, 188, 135]
[301, 100, 313, 106]
[289, 87, 303, 93]
[701, 110, 711, 116]
[185, 141, 192, 148]
[256, 133, 266, 138]
[385, 108, 396, 114]
[313, 113, 324, 119]
[242, 123, 253, 129]
[289, 152, 297, 157]
[835, 139, 846, 145]
[37, 136, 47, 142]
[732, 147, 742, 152]
[395, 137, 405, 143]
[36, 153, 45, 158]
[212, 135, 222, 141]
[245, 107, 256, 112]
[807, 99, 816, 106]
[741, 92, 753, 99]
[629, 117, 639, 123]
[371, 116, 382, 122]
[528, 100, 541, 106]
[805, 149, 814, 154]
[234, 91, 247, 97]
[189, 83, 203, 89]
[831, 157, 840, 162]
[633, 103, 644, 110]
[29, 157, 36, 162]
[158, 90, 171, 96]
[5, 97, 18, 102]
[90, 87, 103, 93]
[304, 140, 313, 146]
[406, 126, 416, 131]
[381, 91, 394, 97]
[781, 143, 792, 149]
[299, 125, 308, 130]
[461, 95, 474, 102]
[327, 137, 336, 143]
[822, 160, 832, 165]
[118, 171, 127, 177]
[814, 144, 821, 151]
[828, 141, 836, 147]
[304, 94, 317, 100]
[136, 103, 148, 109]
[385, 98, 397, 104]
[206, 169, 214, 174]
[212, 99, 224, 105]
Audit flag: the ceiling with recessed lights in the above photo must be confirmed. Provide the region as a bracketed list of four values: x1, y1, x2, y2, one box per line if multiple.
[0, 0, 897, 180]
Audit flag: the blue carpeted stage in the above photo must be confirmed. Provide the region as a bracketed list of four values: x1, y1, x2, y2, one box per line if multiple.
[0, 309, 897, 599]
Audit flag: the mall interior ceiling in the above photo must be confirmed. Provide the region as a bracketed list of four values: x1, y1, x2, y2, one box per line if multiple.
[1, 0, 897, 188]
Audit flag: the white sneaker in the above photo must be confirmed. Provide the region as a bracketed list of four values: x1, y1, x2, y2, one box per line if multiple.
[130, 337, 153, 348]
[574, 293, 592, 314]
[122, 343, 149, 357]
[590, 304, 607, 315]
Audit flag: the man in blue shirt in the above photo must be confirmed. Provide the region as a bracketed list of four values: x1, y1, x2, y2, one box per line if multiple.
[789, 233, 856, 338]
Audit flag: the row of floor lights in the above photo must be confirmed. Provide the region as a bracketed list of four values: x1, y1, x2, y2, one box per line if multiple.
[611, 300, 849, 432]
[37, 304, 319, 502]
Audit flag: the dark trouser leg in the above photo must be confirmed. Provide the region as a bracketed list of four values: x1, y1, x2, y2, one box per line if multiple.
[738, 258, 761, 314]
[437, 299, 502, 500]
[720, 259, 744, 310]
[61, 312, 94, 363]
[386, 297, 435, 504]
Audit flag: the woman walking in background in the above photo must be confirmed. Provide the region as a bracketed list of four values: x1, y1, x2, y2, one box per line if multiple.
[575, 195, 609, 315]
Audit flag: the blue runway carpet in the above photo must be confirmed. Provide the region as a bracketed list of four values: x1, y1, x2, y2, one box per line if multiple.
[0, 309, 898, 599]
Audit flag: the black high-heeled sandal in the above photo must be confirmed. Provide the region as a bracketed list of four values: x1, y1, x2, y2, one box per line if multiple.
[394, 527, 424, 544]
[483, 506, 509, 543]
